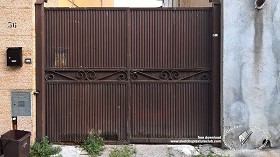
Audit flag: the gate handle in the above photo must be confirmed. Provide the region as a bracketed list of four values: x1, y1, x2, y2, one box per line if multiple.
[213, 33, 219, 37]
[33, 90, 40, 95]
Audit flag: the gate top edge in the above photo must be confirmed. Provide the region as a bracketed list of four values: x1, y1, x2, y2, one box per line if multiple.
[44, 7, 213, 11]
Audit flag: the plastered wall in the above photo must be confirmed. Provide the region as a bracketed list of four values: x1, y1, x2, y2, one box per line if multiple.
[223, 0, 280, 149]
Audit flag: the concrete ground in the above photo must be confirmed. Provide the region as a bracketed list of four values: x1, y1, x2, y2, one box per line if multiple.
[1, 144, 280, 157]
[51, 144, 280, 157]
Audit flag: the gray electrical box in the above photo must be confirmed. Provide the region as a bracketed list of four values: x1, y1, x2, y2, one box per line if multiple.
[12, 92, 32, 116]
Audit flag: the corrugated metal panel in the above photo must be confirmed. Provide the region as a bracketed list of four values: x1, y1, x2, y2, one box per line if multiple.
[131, 83, 211, 139]
[130, 9, 211, 68]
[44, 8, 219, 144]
[45, 9, 127, 68]
[46, 83, 127, 142]
[129, 9, 213, 142]
[45, 9, 129, 142]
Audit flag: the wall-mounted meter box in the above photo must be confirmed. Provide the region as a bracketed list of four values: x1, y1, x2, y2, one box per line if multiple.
[11, 92, 32, 116]
[7, 47, 22, 66]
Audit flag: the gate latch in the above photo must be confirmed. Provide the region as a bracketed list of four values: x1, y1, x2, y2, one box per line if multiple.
[213, 33, 219, 37]
[33, 91, 40, 95]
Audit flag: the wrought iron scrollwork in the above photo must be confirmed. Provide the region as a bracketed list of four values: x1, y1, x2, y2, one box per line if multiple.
[180, 70, 211, 81]
[171, 71, 180, 80]
[130, 71, 139, 80]
[200, 73, 211, 80]
[45, 69, 211, 82]
[160, 71, 171, 80]
[127, 70, 211, 81]
[77, 71, 96, 80]
[77, 71, 87, 80]
[45, 69, 129, 81]
[118, 71, 128, 80]
[45, 74, 54, 81]
[87, 71, 96, 80]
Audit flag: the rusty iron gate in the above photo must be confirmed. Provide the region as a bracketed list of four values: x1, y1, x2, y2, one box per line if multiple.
[35, 2, 221, 143]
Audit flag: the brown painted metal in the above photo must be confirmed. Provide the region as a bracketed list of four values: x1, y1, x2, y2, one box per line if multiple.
[130, 8, 212, 69]
[46, 83, 127, 142]
[45, 8, 128, 143]
[126, 9, 132, 143]
[211, 0, 221, 138]
[129, 8, 213, 142]
[45, 8, 128, 68]
[130, 83, 211, 141]
[35, 0, 46, 140]
[42, 7, 220, 143]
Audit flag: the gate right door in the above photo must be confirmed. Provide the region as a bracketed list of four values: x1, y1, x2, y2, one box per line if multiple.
[129, 8, 215, 143]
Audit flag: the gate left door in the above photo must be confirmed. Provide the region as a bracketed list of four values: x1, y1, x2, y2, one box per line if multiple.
[44, 8, 129, 143]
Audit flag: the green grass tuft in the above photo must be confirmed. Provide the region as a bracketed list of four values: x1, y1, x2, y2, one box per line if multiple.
[29, 136, 61, 157]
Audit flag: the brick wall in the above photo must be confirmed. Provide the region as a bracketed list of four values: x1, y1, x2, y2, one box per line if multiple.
[0, 0, 37, 143]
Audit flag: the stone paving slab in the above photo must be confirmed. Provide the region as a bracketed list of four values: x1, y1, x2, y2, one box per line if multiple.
[1, 144, 280, 156]
[53, 144, 280, 157]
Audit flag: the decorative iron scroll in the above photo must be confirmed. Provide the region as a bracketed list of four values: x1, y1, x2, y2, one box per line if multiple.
[129, 70, 211, 81]
[45, 70, 128, 81]
[45, 69, 211, 81]
[77, 71, 96, 80]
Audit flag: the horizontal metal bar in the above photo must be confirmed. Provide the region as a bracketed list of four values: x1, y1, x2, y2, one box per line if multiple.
[45, 80, 210, 83]
[45, 68, 127, 71]
[45, 81, 129, 84]
[45, 68, 211, 72]
[45, 7, 212, 11]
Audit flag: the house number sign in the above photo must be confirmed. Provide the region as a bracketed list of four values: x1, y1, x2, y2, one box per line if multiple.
[8, 22, 17, 28]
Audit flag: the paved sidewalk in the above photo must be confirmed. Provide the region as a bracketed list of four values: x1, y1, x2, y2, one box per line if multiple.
[52, 144, 280, 157]
[1, 144, 280, 156]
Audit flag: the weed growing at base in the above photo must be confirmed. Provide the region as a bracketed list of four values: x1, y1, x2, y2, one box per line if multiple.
[109, 145, 137, 157]
[81, 130, 105, 157]
[29, 136, 61, 157]
[193, 149, 230, 157]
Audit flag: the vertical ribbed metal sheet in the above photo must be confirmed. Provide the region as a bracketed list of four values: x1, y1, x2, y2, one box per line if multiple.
[129, 9, 213, 142]
[44, 8, 219, 144]
[45, 8, 129, 143]
[130, 9, 211, 68]
[45, 9, 127, 68]
[46, 83, 127, 142]
[131, 83, 211, 140]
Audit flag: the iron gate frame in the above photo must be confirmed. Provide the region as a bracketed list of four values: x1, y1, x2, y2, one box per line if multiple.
[35, 0, 221, 143]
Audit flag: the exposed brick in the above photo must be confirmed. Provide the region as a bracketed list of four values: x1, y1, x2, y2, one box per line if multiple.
[0, 0, 36, 143]
[0, 90, 12, 135]
[0, 0, 33, 9]
[0, 8, 33, 36]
